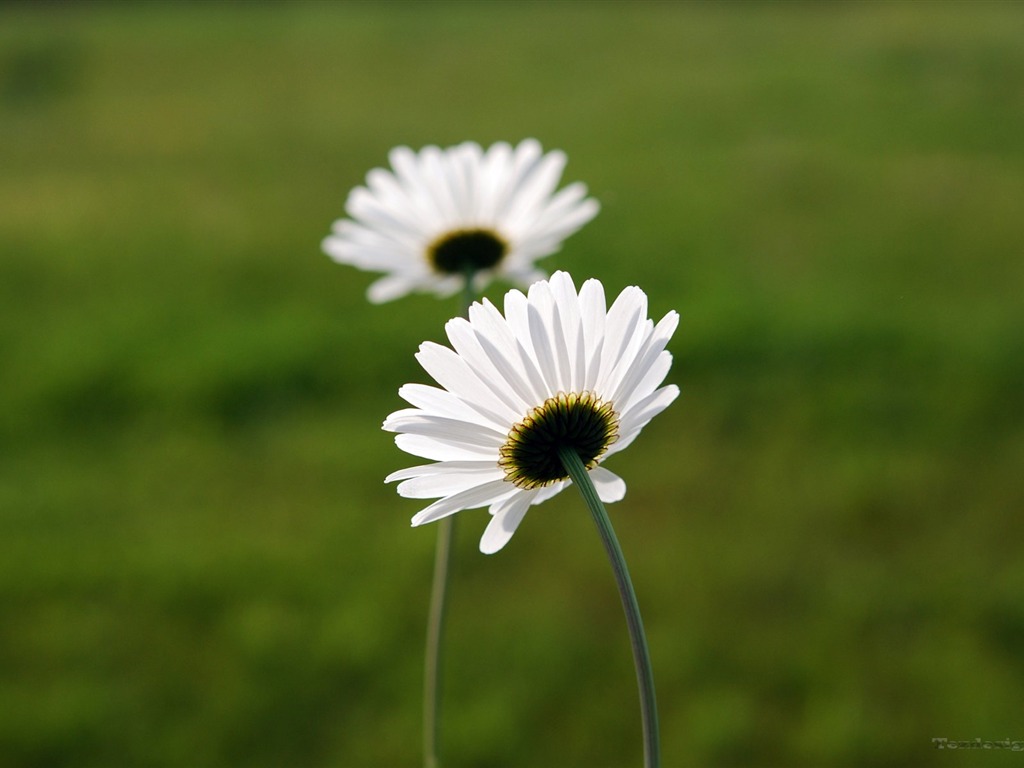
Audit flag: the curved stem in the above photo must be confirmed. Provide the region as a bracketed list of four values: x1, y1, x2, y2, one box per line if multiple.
[423, 267, 477, 768]
[558, 447, 661, 768]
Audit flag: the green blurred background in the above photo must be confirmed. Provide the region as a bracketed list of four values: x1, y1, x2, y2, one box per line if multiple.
[2, 1, 1023, 766]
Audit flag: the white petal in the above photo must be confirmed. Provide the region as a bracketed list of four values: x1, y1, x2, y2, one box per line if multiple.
[504, 139, 544, 207]
[390, 151, 448, 222]
[386, 460, 501, 482]
[578, 278, 607, 390]
[517, 186, 600, 251]
[328, 216, 412, 247]
[346, 186, 426, 239]
[415, 341, 521, 424]
[549, 271, 585, 392]
[420, 146, 461, 224]
[617, 350, 673, 415]
[609, 384, 680, 457]
[365, 167, 430, 225]
[387, 145, 422, 188]
[596, 286, 648, 396]
[589, 466, 627, 503]
[603, 287, 647, 362]
[502, 148, 568, 235]
[607, 427, 641, 455]
[431, 274, 464, 299]
[547, 298, 575, 393]
[367, 274, 418, 303]
[479, 491, 534, 554]
[502, 289, 550, 402]
[323, 225, 419, 270]
[466, 299, 544, 410]
[396, 467, 505, 499]
[526, 280, 563, 393]
[610, 310, 679, 407]
[395, 433, 496, 462]
[476, 141, 513, 222]
[411, 480, 517, 526]
[532, 481, 568, 505]
[444, 317, 529, 418]
[382, 412, 506, 448]
[443, 142, 475, 221]
[397, 383, 501, 428]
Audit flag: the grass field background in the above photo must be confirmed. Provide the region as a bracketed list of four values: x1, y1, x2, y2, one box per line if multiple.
[2, 2, 1023, 766]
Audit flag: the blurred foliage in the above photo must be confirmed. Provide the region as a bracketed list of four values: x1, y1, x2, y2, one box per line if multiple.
[1, 1, 1023, 766]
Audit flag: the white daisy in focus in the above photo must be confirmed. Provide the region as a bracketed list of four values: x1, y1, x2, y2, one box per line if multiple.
[322, 139, 600, 303]
[383, 271, 679, 554]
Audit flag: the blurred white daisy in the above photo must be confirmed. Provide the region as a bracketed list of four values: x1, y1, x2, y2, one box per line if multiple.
[322, 139, 599, 303]
[383, 271, 679, 554]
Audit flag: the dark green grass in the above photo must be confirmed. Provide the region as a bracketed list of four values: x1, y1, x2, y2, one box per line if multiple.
[2, 2, 1023, 766]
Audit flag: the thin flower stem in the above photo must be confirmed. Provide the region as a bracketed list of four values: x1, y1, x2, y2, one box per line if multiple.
[460, 265, 476, 313]
[423, 267, 477, 768]
[558, 446, 661, 768]
[423, 514, 453, 768]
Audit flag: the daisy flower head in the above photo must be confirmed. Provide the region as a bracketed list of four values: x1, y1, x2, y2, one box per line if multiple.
[383, 271, 680, 554]
[322, 139, 600, 303]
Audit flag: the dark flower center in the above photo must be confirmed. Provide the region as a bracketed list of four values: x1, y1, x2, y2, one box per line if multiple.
[428, 228, 507, 275]
[499, 392, 619, 490]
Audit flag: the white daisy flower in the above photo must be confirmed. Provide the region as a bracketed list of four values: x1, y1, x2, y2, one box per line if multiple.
[383, 271, 680, 554]
[322, 139, 600, 303]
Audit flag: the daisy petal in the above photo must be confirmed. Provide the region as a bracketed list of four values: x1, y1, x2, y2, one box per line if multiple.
[502, 289, 550, 401]
[396, 467, 505, 499]
[367, 275, 419, 304]
[480, 491, 534, 554]
[397, 383, 503, 428]
[386, 460, 502, 483]
[589, 466, 627, 503]
[526, 280, 562, 392]
[411, 480, 518, 526]
[532, 481, 568, 505]
[598, 288, 649, 396]
[549, 271, 585, 391]
[444, 317, 529, 418]
[610, 310, 679, 407]
[416, 341, 520, 424]
[382, 412, 506, 448]
[395, 433, 496, 462]
[611, 384, 681, 457]
[578, 277, 607, 389]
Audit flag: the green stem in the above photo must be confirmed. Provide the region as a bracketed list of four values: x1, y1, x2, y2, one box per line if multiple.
[423, 515, 453, 768]
[558, 447, 661, 768]
[460, 265, 476, 314]
[423, 267, 477, 768]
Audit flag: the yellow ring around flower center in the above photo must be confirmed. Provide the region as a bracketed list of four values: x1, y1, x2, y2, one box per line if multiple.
[427, 228, 507, 275]
[498, 391, 619, 490]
